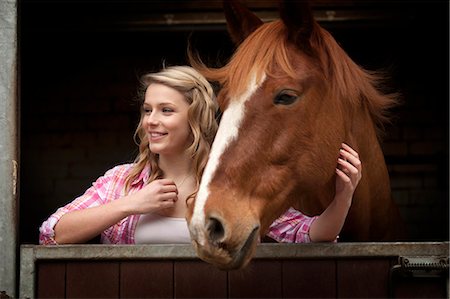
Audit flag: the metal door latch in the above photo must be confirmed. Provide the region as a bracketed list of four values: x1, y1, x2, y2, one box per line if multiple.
[393, 256, 449, 277]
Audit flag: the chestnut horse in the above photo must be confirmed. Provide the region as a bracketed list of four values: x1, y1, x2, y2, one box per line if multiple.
[186, 0, 404, 269]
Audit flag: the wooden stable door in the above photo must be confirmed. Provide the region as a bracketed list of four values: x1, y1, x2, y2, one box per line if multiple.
[36, 258, 447, 298]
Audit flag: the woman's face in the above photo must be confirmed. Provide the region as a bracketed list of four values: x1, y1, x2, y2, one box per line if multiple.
[143, 83, 191, 156]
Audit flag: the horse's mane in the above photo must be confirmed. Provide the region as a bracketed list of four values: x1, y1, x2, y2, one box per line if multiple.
[190, 21, 296, 100]
[190, 19, 398, 136]
[314, 26, 399, 134]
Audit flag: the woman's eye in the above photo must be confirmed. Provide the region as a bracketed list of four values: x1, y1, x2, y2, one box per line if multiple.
[143, 108, 151, 114]
[162, 108, 174, 113]
[273, 90, 299, 105]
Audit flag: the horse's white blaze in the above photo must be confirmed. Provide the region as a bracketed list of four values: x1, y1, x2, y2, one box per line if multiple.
[190, 73, 265, 245]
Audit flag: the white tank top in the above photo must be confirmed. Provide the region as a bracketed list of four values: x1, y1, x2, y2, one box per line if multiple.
[134, 213, 191, 244]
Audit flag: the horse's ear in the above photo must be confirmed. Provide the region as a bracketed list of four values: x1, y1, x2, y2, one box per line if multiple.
[223, 0, 263, 45]
[279, 0, 316, 48]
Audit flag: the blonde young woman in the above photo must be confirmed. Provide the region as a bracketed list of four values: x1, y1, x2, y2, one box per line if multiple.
[40, 66, 361, 245]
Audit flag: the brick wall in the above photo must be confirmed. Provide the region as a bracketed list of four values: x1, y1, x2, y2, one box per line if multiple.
[19, 2, 448, 243]
[383, 96, 448, 240]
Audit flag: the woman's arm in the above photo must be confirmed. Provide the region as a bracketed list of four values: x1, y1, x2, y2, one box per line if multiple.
[309, 143, 362, 242]
[266, 207, 318, 243]
[51, 178, 178, 244]
[53, 198, 134, 244]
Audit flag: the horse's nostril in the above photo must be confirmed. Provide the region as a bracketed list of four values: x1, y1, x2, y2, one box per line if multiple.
[207, 217, 225, 243]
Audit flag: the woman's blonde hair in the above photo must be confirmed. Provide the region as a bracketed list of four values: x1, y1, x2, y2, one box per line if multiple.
[124, 66, 218, 194]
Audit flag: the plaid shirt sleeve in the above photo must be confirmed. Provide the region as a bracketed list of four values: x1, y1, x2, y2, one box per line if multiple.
[266, 207, 318, 243]
[38, 165, 131, 245]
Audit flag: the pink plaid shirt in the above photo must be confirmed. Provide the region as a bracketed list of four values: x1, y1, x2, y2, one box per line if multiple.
[39, 164, 317, 245]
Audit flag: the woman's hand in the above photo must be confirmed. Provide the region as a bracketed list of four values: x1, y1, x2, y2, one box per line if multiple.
[309, 143, 362, 242]
[335, 143, 362, 207]
[128, 179, 179, 214]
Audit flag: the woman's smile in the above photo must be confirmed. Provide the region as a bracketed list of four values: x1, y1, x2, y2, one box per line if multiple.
[149, 131, 168, 142]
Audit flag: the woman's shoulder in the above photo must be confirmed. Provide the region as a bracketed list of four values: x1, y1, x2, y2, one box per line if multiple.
[93, 163, 136, 186]
[101, 163, 150, 186]
[90, 163, 137, 196]
[104, 163, 135, 177]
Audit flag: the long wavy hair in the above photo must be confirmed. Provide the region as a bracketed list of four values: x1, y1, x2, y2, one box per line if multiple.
[124, 66, 218, 196]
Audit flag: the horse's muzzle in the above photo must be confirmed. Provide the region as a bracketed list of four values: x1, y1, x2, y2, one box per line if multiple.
[189, 216, 260, 270]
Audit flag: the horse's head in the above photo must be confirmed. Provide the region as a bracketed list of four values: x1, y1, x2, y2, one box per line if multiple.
[186, 0, 397, 269]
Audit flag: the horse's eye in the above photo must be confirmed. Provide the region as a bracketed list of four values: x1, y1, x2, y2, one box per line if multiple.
[273, 91, 299, 105]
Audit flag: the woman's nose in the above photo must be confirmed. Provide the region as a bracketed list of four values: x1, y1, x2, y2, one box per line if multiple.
[147, 112, 159, 126]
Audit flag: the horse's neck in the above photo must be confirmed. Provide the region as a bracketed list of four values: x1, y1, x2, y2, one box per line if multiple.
[294, 106, 399, 240]
[344, 107, 403, 241]
[347, 106, 391, 199]
[291, 179, 335, 217]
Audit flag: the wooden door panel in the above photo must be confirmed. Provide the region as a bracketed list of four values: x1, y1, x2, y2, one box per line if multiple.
[228, 260, 282, 298]
[66, 261, 119, 298]
[37, 262, 66, 298]
[282, 260, 336, 298]
[174, 260, 227, 298]
[120, 261, 173, 298]
[337, 259, 390, 298]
